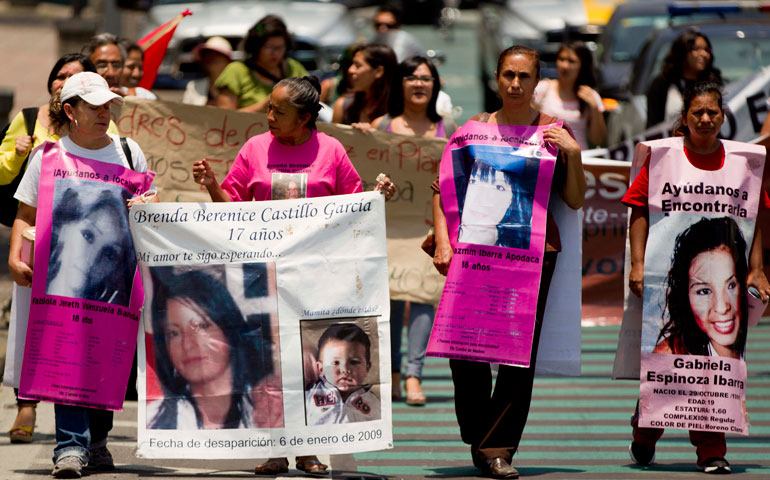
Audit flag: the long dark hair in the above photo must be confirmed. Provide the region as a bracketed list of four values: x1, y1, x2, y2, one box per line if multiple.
[659, 216, 749, 357]
[388, 55, 441, 122]
[557, 40, 597, 114]
[345, 44, 397, 124]
[672, 81, 723, 137]
[149, 267, 272, 429]
[243, 15, 293, 63]
[47, 187, 134, 306]
[47, 53, 96, 94]
[660, 29, 722, 86]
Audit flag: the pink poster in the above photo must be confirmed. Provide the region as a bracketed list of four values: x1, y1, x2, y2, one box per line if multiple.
[638, 137, 764, 434]
[426, 122, 559, 366]
[19, 142, 155, 410]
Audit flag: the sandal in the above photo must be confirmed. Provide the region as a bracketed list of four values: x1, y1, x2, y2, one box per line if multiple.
[254, 457, 289, 476]
[9, 403, 36, 443]
[405, 377, 426, 406]
[296, 455, 329, 475]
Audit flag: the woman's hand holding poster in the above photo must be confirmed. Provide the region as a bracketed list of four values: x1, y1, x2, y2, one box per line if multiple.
[639, 138, 765, 435]
[19, 143, 155, 410]
[427, 122, 565, 367]
[129, 192, 392, 458]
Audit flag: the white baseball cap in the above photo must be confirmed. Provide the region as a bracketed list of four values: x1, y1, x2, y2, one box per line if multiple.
[60, 71, 124, 106]
[192, 36, 233, 62]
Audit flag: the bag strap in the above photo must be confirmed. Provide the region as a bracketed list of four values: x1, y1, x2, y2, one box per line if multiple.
[376, 113, 392, 131]
[120, 137, 134, 171]
[21, 107, 38, 138]
[442, 115, 457, 138]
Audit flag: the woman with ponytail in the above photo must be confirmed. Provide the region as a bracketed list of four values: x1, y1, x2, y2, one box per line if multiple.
[192, 75, 395, 476]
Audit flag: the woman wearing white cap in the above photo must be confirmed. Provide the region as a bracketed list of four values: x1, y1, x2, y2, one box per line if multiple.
[182, 36, 233, 106]
[9, 71, 155, 479]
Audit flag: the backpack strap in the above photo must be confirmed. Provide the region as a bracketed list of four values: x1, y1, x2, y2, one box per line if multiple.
[120, 137, 134, 171]
[442, 115, 457, 138]
[376, 113, 392, 131]
[21, 107, 38, 138]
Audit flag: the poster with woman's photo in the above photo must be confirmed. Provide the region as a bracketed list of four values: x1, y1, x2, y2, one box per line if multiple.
[143, 263, 283, 430]
[638, 141, 765, 435]
[131, 192, 392, 458]
[427, 122, 582, 371]
[18, 145, 155, 410]
[46, 179, 136, 306]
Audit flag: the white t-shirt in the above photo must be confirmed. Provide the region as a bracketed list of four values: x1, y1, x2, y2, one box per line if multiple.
[122, 86, 158, 100]
[305, 378, 381, 425]
[182, 78, 209, 106]
[533, 79, 604, 150]
[15, 134, 148, 208]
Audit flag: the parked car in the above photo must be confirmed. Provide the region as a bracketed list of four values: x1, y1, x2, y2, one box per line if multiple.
[139, 0, 358, 89]
[477, 0, 619, 112]
[606, 19, 770, 145]
[597, 0, 770, 99]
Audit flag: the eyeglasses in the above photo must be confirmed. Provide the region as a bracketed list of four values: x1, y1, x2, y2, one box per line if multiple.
[95, 61, 123, 72]
[262, 44, 287, 53]
[404, 75, 434, 83]
[375, 22, 398, 30]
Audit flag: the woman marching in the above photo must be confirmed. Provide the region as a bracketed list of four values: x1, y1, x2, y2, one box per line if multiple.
[623, 81, 770, 474]
[215, 15, 308, 112]
[9, 71, 155, 478]
[372, 55, 456, 405]
[332, 44, 398, 125]
[646, 29, 722, 129]
[2, 53, 101, 446]
[193, 75, 395, 476]
[532, 40, 606, 149]
[432, 45, 586, 479]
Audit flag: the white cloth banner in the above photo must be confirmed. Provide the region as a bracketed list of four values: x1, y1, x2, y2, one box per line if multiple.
[129, 192, 392, 458]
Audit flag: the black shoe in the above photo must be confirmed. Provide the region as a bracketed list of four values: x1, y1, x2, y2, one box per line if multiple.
[481, 457, 519, 479]
[629, 442, 655, 466]
[697, 458, 731, 474]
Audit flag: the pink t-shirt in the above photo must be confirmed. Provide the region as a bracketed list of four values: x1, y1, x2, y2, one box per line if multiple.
[221, 130, 363, 201]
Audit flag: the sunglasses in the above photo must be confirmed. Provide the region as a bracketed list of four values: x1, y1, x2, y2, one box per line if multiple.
[375, 22, 398, 30]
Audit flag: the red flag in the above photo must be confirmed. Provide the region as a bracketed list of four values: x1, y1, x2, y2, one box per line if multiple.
[137, 9, 192, 89]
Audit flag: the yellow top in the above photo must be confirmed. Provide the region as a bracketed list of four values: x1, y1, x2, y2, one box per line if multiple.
[1, 108, 119, 185]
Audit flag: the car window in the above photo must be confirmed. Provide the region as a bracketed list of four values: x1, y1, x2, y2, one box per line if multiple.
[713, 33, 770, 82]
[609, 15, 669, 62]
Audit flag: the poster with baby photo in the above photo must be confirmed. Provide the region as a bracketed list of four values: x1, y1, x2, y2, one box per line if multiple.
[300, 317, 381, 425]
[131, 193, 392, 458]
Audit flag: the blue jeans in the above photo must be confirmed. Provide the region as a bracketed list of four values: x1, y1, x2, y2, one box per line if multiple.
[389, 300, 435, 379]
[53, 404, 113, 464]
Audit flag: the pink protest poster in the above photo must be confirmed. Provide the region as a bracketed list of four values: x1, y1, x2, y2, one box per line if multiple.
[426, 121, 559, 367]
[18, 143, 155, 410]
[638, 137, 765, 434]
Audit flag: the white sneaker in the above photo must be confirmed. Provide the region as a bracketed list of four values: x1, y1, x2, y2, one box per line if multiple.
[52, 456, 83, 478]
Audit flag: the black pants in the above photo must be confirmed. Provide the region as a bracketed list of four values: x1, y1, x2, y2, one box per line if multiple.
[449, 252, 557, 463]
[14, 388, 39, 407]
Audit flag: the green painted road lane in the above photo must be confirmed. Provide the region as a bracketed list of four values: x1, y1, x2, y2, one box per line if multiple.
[368, 320, 770, 479]
[354, 451, 770, 461]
